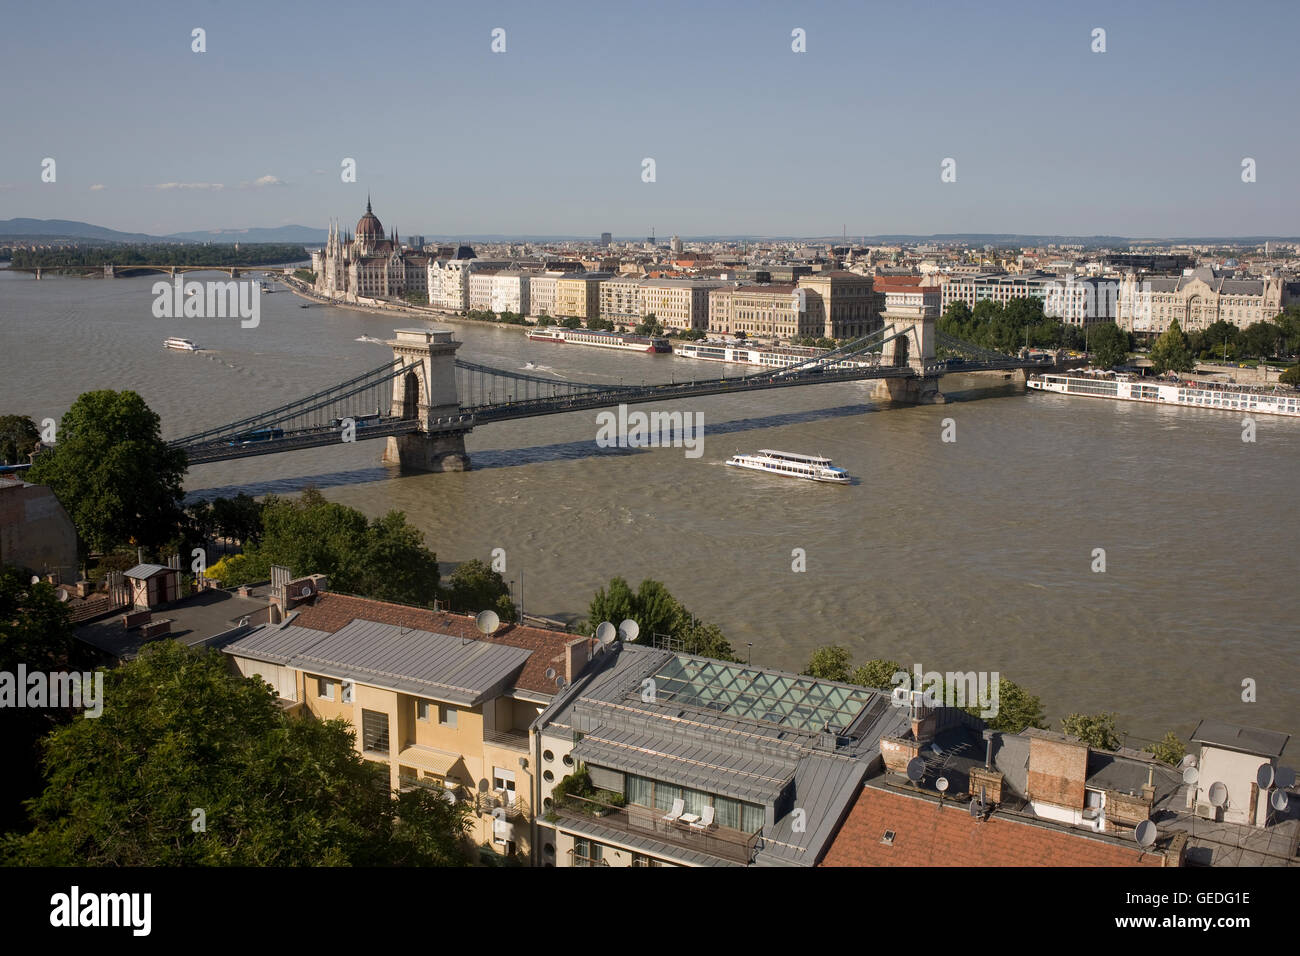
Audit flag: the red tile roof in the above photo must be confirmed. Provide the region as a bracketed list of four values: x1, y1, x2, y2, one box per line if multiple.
[821, 785, 1166, 867]
[288, 592, 586, 695]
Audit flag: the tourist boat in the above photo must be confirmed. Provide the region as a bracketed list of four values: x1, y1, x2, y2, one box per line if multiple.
[163, 337, 198, 351]
[1027, 371, 1300, 418]
[725, 449, 851, 483]
[674, 340, 878, 371]
[527, 326, 670, 353]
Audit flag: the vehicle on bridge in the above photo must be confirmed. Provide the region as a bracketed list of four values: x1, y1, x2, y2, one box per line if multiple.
[228, 427, 285, 445]
[329, 413, 382, 429]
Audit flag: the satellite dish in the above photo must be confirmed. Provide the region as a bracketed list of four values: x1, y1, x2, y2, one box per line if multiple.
[935, 777, 949, 793]
[1257, 764, 1275, 790]
[969, 798, 984, 819]
[1271, 789, 1289, 811]
[1276, 766, 1297, 789]
[58, 590, 70, 602]
[1182, 766, 1199, 786]
[30, 575, 40, 585]
[300, 584, 313, 597]
[441, 789, 457, 805]
[477, 779, 489, 793]
[905, 757, 925, 783]
[595, 621, 616, 645]
[476, 609, 500, 635]
[1135, 820, 1158, 849]
[544, 667, 556, 681]
[617, 619, 640, 642]
[555, 676, 567, 690]
[1179, 754, 1197, 770]
[930, 743, 943, 755]
[1208, 782, 1229, 808]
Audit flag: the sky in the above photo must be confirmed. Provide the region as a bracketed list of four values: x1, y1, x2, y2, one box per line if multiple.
[1, 0, 1297, 239]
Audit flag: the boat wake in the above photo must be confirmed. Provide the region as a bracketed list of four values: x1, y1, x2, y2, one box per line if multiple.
[521, 362, 566, 379]
[355, 335, 387, 345]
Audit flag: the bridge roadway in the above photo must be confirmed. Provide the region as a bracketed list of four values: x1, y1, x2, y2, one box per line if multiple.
[180, 356, 1050, 464]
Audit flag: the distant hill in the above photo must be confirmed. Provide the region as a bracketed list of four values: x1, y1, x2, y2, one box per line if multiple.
[0, 218, 160, 243]
[166, 225, 328, 244]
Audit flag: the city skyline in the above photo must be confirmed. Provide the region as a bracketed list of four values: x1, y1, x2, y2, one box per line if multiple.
[2, 0, 1298, 237]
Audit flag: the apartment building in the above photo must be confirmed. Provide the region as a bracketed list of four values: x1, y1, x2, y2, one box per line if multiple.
[797, 271, 878, 339]
[554, 273, 608, 321]
[940, 272, 1055, 312]
[529, 274, 561, 319]
[639, 279, 723, 331]
[429, 259, 475, 311]
[536, 643, 907, 867]
[222, 590, 595, 862]
[599, 277, 647, 326]
[467, 269, 499, 312]
[487, 271, 531, 315]
[1117, 271, 1284, 335]
[719, 285, 821, 340]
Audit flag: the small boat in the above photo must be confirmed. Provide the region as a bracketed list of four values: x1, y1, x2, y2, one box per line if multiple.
[299, 303, 311, 309]
[726, 449, 850, 483]
[164, 337, 198, 351]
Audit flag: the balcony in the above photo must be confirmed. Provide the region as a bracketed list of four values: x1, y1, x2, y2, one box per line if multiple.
[552, 794, 763, 865]
[475, 790, 531, 821]
[482, 727, 530, 751]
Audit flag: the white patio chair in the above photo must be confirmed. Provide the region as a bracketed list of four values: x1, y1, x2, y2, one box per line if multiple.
[688, 806, 716, 832]
[661, 798, 684, 824]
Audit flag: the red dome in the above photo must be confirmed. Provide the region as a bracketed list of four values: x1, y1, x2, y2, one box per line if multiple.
[355, 198, 384, 241]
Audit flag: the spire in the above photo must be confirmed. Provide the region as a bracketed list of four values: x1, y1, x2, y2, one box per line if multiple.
[366, 193, 372, 214]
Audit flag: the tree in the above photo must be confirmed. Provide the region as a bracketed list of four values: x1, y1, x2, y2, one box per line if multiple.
[802, 645, 852, 682]
[584, 577, 738, 661]
[1241, 321, 1280, 360]
[0, 415, 39, 465]
[1145, 731, 1187, 766]
[558, 316, 583, 329]
[635, 314, 665, 337]
[1148, 319, 1194, 375]
[586, 317, 615, 331]
[443, 558, 517, 622]
[1087, 322, 1129, 369]
[28, 390, 187, 558]
[586, 577, 637, 631]
[1, 641, 471, 865]
[972, 678, 1047, 734]
[850, 659, 902, 691]
[1280, 365, 1300, 386]
[1060, 712, 1123, 750]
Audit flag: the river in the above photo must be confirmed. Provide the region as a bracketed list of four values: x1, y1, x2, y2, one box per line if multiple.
[3, 268, 1296, 755]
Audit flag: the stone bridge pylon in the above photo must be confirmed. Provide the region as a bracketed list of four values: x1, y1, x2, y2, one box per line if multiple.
[872, 307, 946, 405]
[382, 328, 473, 472]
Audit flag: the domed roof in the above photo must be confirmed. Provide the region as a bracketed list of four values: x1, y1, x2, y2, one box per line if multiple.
[355, 197, 384, 241]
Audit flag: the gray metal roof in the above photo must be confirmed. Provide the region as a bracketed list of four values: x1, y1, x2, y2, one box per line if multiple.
[1191, 719, 1290, 758]
[224, 618, 533, 706]
[572, 727, 797, 805]
[125, 563, 172, 579]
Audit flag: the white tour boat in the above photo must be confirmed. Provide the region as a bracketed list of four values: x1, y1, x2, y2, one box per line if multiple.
[726, 449, 851, 483]
[163, 337, 198, 351]
[527, 326, 670, 353]
[1027, 371, 1300, 418]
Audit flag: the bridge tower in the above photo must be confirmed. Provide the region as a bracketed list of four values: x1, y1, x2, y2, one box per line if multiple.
[872, 306, 946, 404]
[382, 328, 471, 472]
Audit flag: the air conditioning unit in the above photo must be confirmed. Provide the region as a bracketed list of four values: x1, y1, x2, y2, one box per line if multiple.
[340, 680, 354, 704]
[1195, 803, 1221, 821]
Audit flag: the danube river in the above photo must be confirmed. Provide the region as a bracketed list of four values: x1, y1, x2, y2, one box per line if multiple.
[3, 270, 1297, 754]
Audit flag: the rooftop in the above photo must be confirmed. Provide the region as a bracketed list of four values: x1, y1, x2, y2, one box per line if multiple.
[1191, 718, 1290, 758]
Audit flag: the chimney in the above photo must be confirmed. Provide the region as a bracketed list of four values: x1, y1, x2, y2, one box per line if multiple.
[910, 692, 937, 745]
[564, 636, 590, 684]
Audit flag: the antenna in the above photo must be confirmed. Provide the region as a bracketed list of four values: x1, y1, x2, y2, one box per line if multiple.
[1134, 819, 1158, 850]
[617, 618, 640, 643]
[594, 621, 616, 645]
[905, 757, 925, 784]
[476, 609, 500, 636]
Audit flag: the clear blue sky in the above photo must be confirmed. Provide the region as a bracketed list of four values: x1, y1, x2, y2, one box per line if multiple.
[2, 0, 1297, 238]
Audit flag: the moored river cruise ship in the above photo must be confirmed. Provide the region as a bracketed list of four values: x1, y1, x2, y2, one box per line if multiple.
[1027, 372, 1300, 417]
[528, 327, 670, 353]
[674, 340, 878, 371]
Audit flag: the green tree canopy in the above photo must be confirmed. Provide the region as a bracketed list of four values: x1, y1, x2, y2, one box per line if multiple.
[801, 645, 853, 682]
[1145, 731, 1187, 766]
[1087, 322, 1130, 370]
[1060, 712, 1123, 750]
[442, 558, 516, 622]
[850, 659, 903, 691]
[1148, 319, 1195, 375]
[968, 678, 1047, 734]
[584, 577, 738, 661]
[1, 641, 471, 865]
[1280, 365, 1300, 386]
[0, 415, 40, 466]
[28, 390, 187, 557]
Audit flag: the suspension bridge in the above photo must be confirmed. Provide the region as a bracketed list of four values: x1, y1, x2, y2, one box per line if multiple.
[172, 310, 1059, 470]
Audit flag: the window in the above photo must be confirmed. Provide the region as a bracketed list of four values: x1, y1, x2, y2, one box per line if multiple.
[361, 709, 390, 755]
[417, 700, 431, 721]
[317, 677, 335, 701]
[439, 705, 458, 728]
